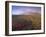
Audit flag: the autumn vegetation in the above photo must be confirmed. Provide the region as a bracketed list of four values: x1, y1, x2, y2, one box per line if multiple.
[12, 12, 41, 31]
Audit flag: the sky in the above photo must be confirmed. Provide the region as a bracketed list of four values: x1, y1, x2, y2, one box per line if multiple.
[12, 6, 41, 15]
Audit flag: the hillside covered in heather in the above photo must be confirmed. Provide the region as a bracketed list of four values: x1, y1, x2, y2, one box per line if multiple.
[12, 12, 41, 31]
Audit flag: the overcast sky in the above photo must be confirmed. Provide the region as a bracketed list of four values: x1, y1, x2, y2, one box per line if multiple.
[12, 6, 41, 15]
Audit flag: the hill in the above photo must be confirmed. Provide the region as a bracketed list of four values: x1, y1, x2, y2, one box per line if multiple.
[12, 12, 41, 30]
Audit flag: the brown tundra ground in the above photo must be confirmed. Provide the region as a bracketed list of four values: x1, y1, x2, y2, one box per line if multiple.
[12, 13, 41, 31]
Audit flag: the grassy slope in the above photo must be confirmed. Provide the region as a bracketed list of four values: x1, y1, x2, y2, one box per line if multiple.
[12, 12, 41, 30]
